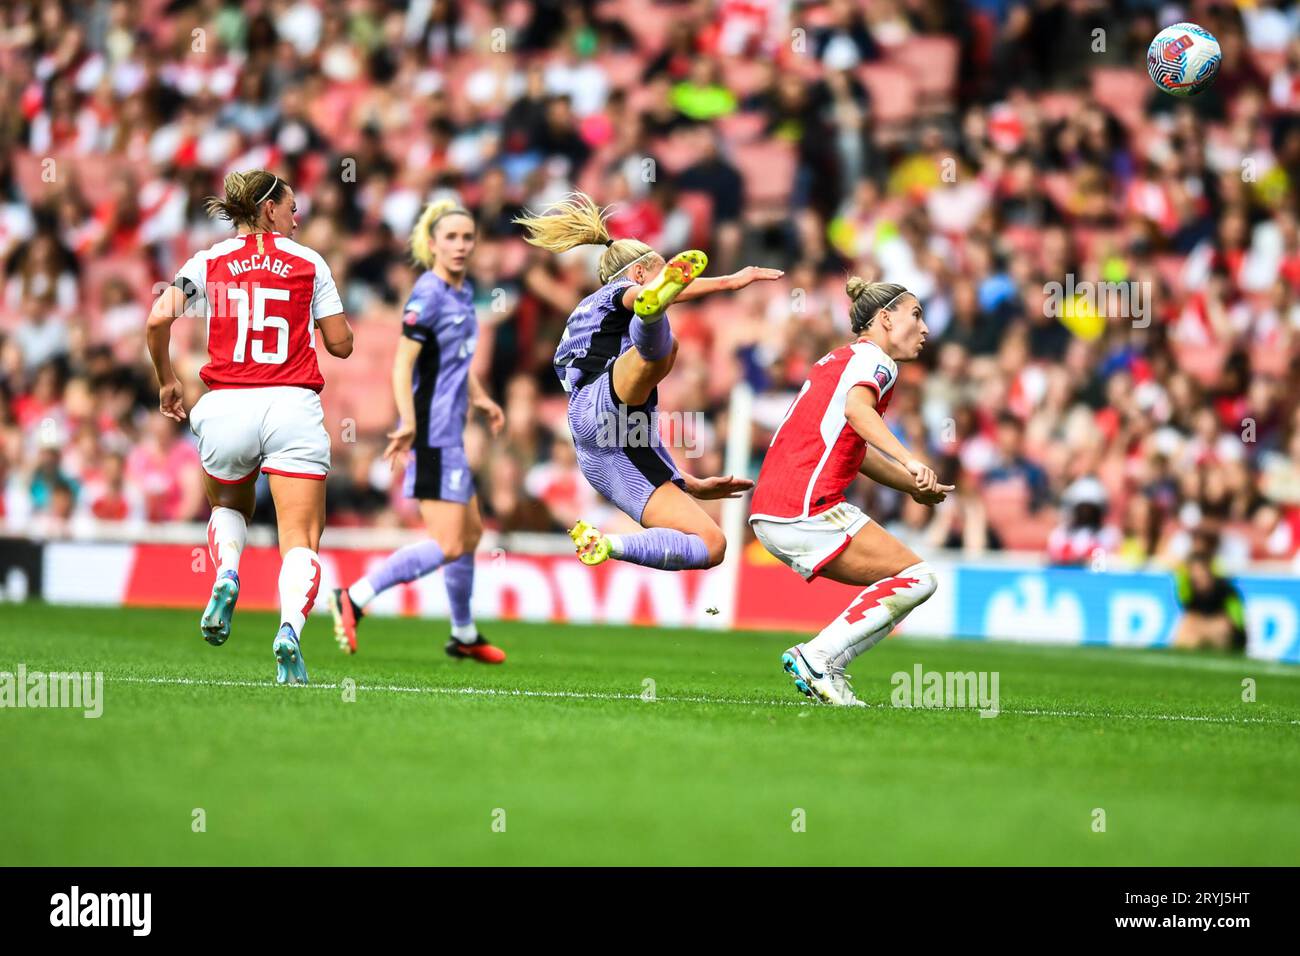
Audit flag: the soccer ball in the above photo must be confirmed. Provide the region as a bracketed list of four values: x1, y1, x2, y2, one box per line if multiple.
[1147, 22, 1221, 97]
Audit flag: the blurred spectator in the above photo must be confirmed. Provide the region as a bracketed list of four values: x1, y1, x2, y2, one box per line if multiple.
[1048, 477, 1119, 566]
[1173, 533, 1248, 652]
[983, 413, 1049, 511]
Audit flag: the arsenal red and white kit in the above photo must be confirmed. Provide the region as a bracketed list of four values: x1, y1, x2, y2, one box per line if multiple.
[749, 340, 899, 581]
[174, 232, 343, 392]
[174, 232, 343, 483]
[751, 340, 898, 521]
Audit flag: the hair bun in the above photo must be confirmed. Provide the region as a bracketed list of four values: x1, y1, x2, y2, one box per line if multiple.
[845, 276, 869, 301]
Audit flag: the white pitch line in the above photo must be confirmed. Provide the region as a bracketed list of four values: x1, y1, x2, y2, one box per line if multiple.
[894, 637, 1300, 678]
[110, 675, 1300, 726]
[112, 675, 809, 708]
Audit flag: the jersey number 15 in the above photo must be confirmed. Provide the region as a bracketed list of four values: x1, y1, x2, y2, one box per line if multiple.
[226, 286, 296, 365]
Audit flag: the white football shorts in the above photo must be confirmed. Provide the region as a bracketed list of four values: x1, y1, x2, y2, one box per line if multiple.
[749, 501, 871, 581]
[188, 386, 330, 483]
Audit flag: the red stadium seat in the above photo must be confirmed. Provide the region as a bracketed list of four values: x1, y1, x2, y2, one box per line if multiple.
[612, 0, 670, 53]
[733, 140, 796, 213]
[856, 63, 918, 126]
[83, 254, 155, 309]
[13, 150, 74, 202]
[1000, 225, 1042, 256]
[886, 36, 960, 99]
[1036, 91, 1085, 123]
[981, 479, 1031, 513]
[720, 57, 771, 99]
[1173, 341, 1229, 387]
[676, 191, 714, 249]
[595, 53, 645, 92]
[650, 131, 704, 175]
[998, 511, 1058, 552]
[1091, 68, 1149, 132]
[1251, 340, 1290, 378]
[716, 111, 767, 145]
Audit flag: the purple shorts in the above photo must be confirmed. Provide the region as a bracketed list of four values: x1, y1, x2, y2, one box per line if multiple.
[566, 368, 685, 523]
[403, 445, 475, 504]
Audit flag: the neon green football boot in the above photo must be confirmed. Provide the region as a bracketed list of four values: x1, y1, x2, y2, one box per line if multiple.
[569, 520, 612, 566]
[633, 250, 707, 318]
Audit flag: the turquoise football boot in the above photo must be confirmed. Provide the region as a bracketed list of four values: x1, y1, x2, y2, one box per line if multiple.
[273, 623, 309, 685]
[200, 570, 240, 646]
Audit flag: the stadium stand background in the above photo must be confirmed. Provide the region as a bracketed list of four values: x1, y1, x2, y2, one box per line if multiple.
[1, 0, 1299, 574]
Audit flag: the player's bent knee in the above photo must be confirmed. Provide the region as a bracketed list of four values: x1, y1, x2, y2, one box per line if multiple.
[900, 561, 938, 608]
[702, 528, 727, 568]
[437, 537, 465, 563]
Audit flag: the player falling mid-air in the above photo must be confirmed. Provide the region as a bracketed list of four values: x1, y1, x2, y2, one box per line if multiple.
[328, 199, 507, 664]
[749, 280, 951, 706]
[514, 192, 780, 571]
[145, 169, 354, 685]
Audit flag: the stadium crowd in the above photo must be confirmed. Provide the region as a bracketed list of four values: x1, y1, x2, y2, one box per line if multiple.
[1, 0, 1299, 570]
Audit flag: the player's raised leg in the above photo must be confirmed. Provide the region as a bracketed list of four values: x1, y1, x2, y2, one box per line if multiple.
[610, 251, 704, 407]
[783, 522, 937, 706]
[572, 480, 724, 570]
[268, 473, 325, 685]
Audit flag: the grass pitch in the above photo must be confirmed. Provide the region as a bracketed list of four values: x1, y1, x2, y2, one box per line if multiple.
[3, 603, 1298, 866]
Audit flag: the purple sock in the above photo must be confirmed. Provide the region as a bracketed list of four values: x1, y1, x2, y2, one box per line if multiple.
[630, 313, 673, 361]
[444, 554, 475, 628]
[365, 540, 445, 595]
[610, 527, 711, 570]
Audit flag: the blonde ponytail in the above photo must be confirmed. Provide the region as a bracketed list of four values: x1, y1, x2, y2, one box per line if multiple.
[410, 198, 474, 270]
[514, 191, 660, 284]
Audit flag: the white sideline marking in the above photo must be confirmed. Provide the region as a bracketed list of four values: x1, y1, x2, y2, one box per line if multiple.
[110, 676, 1300, 726]
[896, 636, 1300, 678]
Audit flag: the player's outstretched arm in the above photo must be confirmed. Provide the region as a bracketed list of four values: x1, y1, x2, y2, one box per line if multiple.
[673, 266, 783, 303]
[844, 385, 938, 492]
[618, 264, 784, 311]
[146, 285, 188, 422]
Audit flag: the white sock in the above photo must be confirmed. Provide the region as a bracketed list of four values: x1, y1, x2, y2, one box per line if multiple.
[207, 507, 247, 577]
[451, 622, 478, 642]
[605, 534, 624, 557]
[279, 547, 322, 636]
[348, 578, 376, 609]
[804, 563, 938, 671]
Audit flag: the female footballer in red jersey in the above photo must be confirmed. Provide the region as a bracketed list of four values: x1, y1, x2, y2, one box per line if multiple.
[145, 169, 354, 685]
[749, 279, 952, 706]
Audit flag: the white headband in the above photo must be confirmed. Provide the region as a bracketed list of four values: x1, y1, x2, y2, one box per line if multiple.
[255, 176, 279, 205]
[880, 289, 908, 311]
[609, 250, 655, 280]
